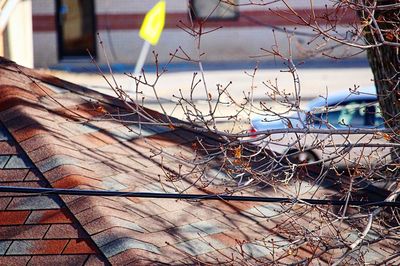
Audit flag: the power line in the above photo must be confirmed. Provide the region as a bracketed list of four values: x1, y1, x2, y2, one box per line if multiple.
[0, 186, 398, 207]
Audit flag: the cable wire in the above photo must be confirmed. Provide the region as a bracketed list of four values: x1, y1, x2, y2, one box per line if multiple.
[0, 186, 398, 207]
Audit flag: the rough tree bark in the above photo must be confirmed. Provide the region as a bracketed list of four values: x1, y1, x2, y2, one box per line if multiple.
[359, 0, 400, 163]
[361, 0, 400, 128]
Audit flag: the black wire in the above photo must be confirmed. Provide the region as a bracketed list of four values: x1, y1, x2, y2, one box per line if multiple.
[0, 186, 398, 207]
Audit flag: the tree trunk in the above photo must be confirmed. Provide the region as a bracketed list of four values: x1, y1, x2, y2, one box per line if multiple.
[361, 0, 400, 162]
[367, 44, 400, 128]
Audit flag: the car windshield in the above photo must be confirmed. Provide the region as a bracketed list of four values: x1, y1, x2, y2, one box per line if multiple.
[308, 101, 383, 128]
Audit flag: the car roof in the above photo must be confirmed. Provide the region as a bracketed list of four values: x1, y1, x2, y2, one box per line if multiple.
[250, 87, 378, 128]
[307, 87, 377, 110]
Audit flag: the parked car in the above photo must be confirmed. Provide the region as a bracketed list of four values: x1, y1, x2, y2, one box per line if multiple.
[250, 87, 389, 167]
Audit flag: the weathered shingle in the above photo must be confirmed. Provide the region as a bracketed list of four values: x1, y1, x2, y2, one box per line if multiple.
[0, 210, 30, 225]
[7, 196, 63, 210]
[101, 237, 160, 258]
[36, 154, 80, 173]
[175, 238, 225, 256]
[6, 240, 68, 255]
[25, 209, 72, 224]
[0, 241, 12, 255]
[4, 155, 33, 169]
[0, 156, 10, 168]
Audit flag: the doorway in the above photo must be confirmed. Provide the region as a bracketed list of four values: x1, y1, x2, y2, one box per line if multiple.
[56, 0, 96, 59]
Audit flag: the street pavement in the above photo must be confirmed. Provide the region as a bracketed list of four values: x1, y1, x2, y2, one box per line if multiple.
[49, 66, 374, 131]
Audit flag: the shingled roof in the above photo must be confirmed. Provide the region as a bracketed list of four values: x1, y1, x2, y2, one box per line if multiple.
[0, 57, 398, 265]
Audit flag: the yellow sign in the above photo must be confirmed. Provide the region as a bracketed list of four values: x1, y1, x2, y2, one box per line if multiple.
[139, 1, 166, 45]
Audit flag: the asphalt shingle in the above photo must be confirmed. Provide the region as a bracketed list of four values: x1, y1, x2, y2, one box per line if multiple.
[6, 240, 68, 255]
[0, 156, 10, 168]
[27, 255, 89, 265]
[175, 238, 225, 256]
[85, 216, 145, 235]
[4, 155, 33, 169]
[101, 237, 160, 258]
[7, 196, 63, 210]
[189, 219, 231, 236]
[59, 122, 99, 136]
[102, 177, 127, 191]
[63, 239, 96, 254]
[240, 243, 272, 259]
[0, 210, 30, 225]
[36, 154, 80, 173]
[243, 204, 283, 218]
[0, 241, 11, 255]
[0, 224, 50, 240]
[25, 209, 72, 224]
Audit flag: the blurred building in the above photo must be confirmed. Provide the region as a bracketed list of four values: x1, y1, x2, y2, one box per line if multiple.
[4, 0, 358, 68]
[0, 0, 33, 68]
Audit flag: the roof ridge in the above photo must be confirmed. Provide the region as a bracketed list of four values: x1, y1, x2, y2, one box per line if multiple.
[0, 58, 226, 145]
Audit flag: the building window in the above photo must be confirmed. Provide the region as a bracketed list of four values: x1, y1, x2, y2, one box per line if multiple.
[56, 0, 96, 59]
[190, 0, 239, 20]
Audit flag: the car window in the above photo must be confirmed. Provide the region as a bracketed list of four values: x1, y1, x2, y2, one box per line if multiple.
[319, 110, 341, 127]
[337, 102, 364, 127]
[310, 100, 382, 128]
